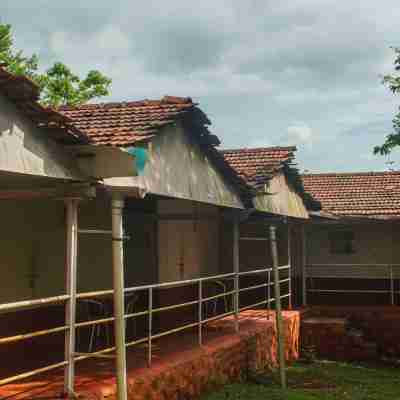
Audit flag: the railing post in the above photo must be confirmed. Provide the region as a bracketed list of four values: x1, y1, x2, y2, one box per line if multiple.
[233, 218, 240, 332]
[269, 225, 287, 390]
[64, 199, 79, 397]
[267, 269, 271, 320]
[390, 265, 395, 306]
[301, 225, 307, 307]
[198, 280, 203, 346]
[111, 196, 128, 400]
[287, 223, 292, 310]
[148, 287, 153, 366]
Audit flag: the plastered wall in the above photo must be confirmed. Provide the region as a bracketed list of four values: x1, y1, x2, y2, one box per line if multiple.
[219, 221, 290, 274]
[306, 223, 400, 265]
[0, 196, 115, 304]
[157, 199, 220, 282]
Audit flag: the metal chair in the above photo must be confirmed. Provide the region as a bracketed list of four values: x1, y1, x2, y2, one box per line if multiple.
[205, 280, 229, 317]
[77, 299, 110, 352]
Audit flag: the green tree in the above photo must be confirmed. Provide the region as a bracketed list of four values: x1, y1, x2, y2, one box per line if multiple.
[374, 47, 400, 155]
[0, 23, 111, 107]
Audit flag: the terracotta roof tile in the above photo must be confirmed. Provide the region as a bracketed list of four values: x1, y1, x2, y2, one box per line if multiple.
[302, 171, 400, 218]
[221, 146, 296, 188]
[60, 96, 254, 202]
[58, 96, 195, 146]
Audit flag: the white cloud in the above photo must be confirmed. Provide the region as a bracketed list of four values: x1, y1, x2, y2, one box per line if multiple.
[2, 0, 400, 172]
[286, 124, 315, 148]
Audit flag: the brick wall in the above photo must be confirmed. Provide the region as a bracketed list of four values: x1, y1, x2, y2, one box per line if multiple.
[84, 311, 300, 400]
[301, 307, 400, 361]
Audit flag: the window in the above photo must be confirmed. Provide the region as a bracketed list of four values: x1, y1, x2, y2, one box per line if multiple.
[329, 230, 355, 254]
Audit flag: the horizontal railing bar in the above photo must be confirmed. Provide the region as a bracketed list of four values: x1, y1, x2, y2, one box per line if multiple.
[153, 300, 199, 314]
[278, 265, 290, 270]
[239, 283, 270, 293]
[279, 278, 291, 284]
[125, 336, 148, 348]
[202, 310, 235, 324]
[78, 229, 112, 234]
[124, 272, 236, 293]
[240, 237, 268, 241]
[74, 346, 116, 363]
[307, 264, 400, 267]
[74, 352, 115, 359]
[201, 273, 236, 282]
[307, 275, 393, 279]
[308, 289, 391, 294]
[239, 299, 268, 312]
[238, 268, 271, 276]
[76, 289, 114, 299]
[126, 291, 237, 320]
[152, 322, 199, 340]
[0, 325, 68, 345]
[75, 316, 114, 329]
[0, 294, 70, 313]
[203, 290, 236, 302]
[280, 293, 291, 299]
[125, 310, 149, 320]
[0, 361, 68, 386]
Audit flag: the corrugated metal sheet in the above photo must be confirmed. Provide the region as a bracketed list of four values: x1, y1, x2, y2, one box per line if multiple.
[0, 94, 84, 181]
[253, 172, 309, 219]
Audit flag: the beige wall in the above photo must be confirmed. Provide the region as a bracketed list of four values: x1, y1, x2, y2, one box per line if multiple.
[306, 223, 400, 265]
[0, 195, 226, 304]
[157, 199, 220, 282]
[219, 220, 290, 274]
[0, 196, 115, 304]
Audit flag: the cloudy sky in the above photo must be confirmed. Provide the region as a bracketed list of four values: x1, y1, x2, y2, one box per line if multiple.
[2, 1, 400, 172]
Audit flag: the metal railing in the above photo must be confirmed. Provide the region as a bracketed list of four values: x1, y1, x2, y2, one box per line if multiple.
[0, 265, 291, 387]
[305, 263, 400, 305]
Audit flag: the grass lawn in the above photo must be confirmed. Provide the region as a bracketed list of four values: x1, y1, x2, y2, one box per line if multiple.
[201, 360, 400, 400]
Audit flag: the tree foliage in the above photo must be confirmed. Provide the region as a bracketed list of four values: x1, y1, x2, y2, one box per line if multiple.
[374, 47, 400, 155]
[0, 23, 111, 107]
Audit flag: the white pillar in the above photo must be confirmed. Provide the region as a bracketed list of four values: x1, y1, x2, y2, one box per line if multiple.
[111, 196, 128, 400]
[233, 218, 240, 332]
[287, 223, 292, 309]
[301, 225, 307, 306]
[64, 199, 79, 396]
[269, 225, 287, 390]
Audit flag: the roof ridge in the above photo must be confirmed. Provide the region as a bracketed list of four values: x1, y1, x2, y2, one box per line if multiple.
[58, 96, 194, 111]
[303, 171, 400, 177]
[221, 146, 297, 153]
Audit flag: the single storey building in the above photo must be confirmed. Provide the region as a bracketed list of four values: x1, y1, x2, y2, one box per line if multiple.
[301, 171, 400, 306]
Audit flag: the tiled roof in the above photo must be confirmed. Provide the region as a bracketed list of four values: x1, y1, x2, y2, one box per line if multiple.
[0, 66, 85, 144]
[58, 96, 197, 146]
[60, 96, 254, 202]
[221, 146, 296, 188]
[302, 171, 400, 218]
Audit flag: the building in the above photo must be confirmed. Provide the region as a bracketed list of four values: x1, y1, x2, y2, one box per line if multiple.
[0, 69, 296, 399]
[301, 171, 400, 306]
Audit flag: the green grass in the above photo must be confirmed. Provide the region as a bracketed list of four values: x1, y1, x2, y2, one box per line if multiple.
[201, 361, 400, 400]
